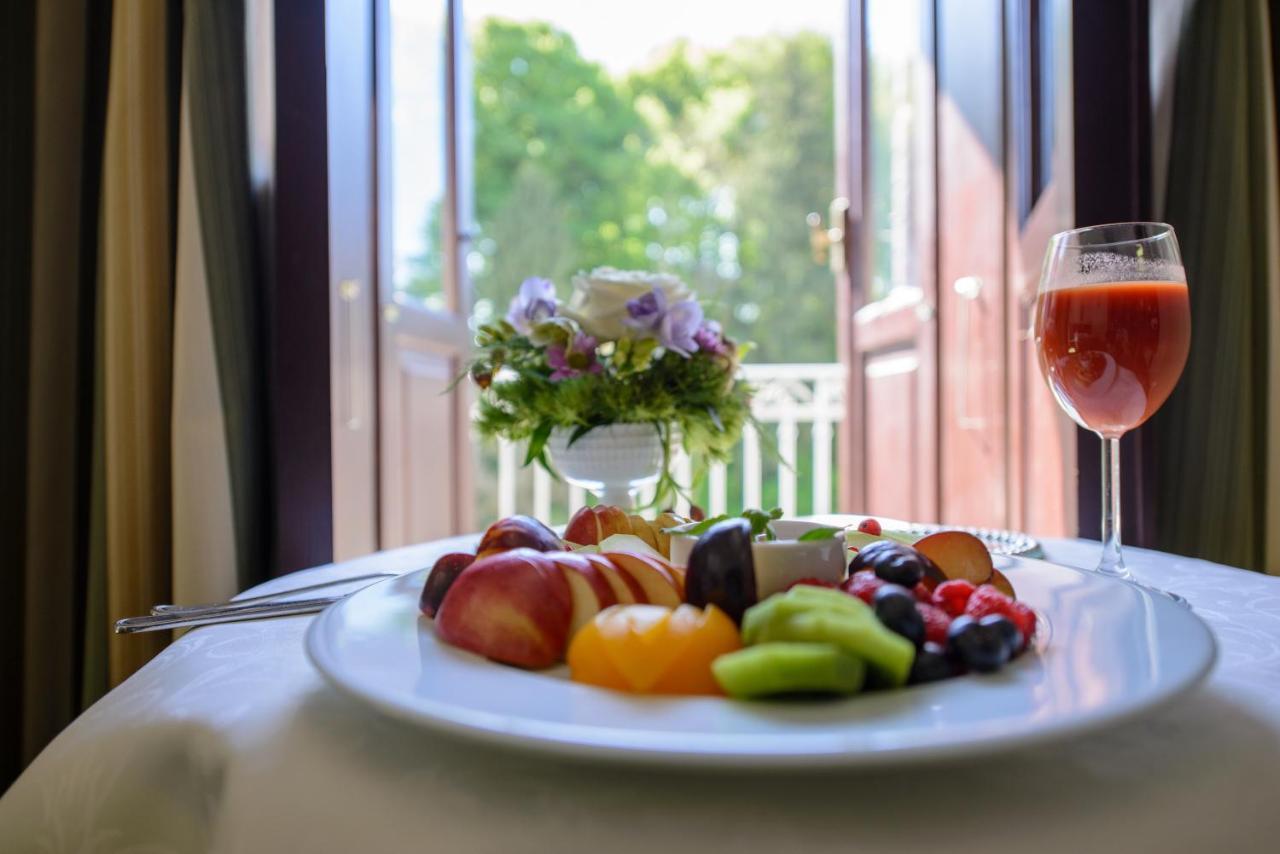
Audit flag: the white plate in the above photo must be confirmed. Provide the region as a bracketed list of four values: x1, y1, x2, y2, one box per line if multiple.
[306, 555, 1216, 768]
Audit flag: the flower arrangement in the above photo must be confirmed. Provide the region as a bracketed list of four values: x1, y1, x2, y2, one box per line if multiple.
[464, 268, 754, 505]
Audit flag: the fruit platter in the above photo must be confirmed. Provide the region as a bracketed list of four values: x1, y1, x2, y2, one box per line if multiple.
[421, 507, 1038, 696]
[307, 508, 1216, 767]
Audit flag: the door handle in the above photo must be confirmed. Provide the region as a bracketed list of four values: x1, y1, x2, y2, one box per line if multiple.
[807, 197, 850, 273]
[952, 277, 985, 430]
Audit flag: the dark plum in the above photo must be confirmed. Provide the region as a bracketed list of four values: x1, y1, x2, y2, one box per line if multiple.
[945, 615, 1012, 673]
[908, 642, 958, 684]
[872, 584, 926, 648]
[420, 552, 475, 617]
[849, 540, 945, 588]
[686, 518, 758, 625]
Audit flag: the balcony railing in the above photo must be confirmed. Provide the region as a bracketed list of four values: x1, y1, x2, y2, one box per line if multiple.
[484, 363, 846, 526]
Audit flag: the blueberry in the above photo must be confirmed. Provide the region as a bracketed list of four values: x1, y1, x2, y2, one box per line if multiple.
[908, 642, 957, 684]
[873, 584, 926, 648]
[946, 615, 1012, 673]
[848, 540, 941, 588]
[979, 614, 1023, 658]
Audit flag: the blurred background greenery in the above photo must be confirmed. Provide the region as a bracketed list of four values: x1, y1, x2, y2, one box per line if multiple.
[407, 18, 837, 365]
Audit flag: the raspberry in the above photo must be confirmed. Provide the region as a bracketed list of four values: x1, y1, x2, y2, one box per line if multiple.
[912, 582, 934, 604]
[933, 579, 977, 617]
[964, 585, 1036, 650]
[784, 577, 837, 591]
[916, 601, 953, 646]
[840, 569, 886, 605]
[857, 517, 882, 535]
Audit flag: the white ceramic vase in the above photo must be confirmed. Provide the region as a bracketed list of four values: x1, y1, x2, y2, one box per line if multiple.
[547, 423, 672, 509]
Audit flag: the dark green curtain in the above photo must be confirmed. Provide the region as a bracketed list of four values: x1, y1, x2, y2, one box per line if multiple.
[1154, 0, 1278, 572]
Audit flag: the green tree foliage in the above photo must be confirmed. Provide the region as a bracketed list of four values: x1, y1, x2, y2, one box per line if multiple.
[411, 18, 837, 363]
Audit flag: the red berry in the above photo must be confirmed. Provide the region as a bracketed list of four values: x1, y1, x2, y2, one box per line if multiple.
[933, 579, 977, 617]
[912, 581, 934, 604]
[840, 569, 886, 605]
[916, 601, 953, 646]
[964, 585, 1036, 650]
[785, 577, 837, 591]
[857, 518, 882, 535]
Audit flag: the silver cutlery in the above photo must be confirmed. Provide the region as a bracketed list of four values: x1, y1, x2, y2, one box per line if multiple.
[116, 596, 343, 633]
[116, 571, 402, 634]
[148, 572, 397, 615]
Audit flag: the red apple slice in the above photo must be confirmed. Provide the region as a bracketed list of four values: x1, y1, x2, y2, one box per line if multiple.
[602, 551, 682, 608]
[596, 506, 633, 541]
[628, 514, 662, 552]
[913, 531, 994, 585]
[549, 553, 618, 637]
[583, 553, 646, 604]
[435, 548, 572, 668]
[563, 506, 603, 546]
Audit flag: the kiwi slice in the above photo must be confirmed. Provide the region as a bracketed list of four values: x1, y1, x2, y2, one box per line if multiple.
[742, 588, 916, 687]
[757, 610, 916, 688]
[742, 587, 871, 645]
[713, 642, 866, 698]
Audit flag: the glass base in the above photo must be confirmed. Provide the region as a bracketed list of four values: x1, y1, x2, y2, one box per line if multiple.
[1092, 561, 1192, 609]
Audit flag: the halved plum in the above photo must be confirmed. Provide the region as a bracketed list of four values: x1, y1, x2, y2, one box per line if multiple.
[685, 518, 758, 625]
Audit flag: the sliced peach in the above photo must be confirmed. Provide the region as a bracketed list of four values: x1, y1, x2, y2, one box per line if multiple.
[913, 531, 994, 585]
[595, 604, 684, 691]
[602, 551, 682, 608]
[583, 553, 646, 604]
[649, 604, 742, 695]
[566, 617, 630, 691]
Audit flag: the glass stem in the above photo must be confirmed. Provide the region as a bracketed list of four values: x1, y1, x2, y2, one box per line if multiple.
[1098, 436, 1129, 578]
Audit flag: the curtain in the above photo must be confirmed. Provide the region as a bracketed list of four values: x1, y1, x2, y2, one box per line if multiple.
[1154, 0, 1280, 574]
[3, 0, 270, 787]
[0, 0, 37, 789]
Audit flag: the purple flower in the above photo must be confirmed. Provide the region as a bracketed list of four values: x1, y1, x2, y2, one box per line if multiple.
[658, 298, 703, 357]
[546, 333, 603, 381]
[505, 277, 557, 334]
[693, 320, 729, 355]
[624, 286, 667, 332]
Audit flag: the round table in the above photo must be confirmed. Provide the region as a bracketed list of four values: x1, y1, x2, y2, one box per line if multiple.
[3, 536, 1278, 853]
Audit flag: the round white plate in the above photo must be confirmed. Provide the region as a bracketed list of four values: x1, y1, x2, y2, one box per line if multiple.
[306, 555, 1216, 768]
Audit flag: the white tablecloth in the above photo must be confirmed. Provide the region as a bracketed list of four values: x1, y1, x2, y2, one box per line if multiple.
[3, 537, 1279, 853]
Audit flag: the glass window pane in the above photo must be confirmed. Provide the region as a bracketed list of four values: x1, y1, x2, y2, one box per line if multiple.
[388, 0, 447, 312]
[866, 0, 925, 303]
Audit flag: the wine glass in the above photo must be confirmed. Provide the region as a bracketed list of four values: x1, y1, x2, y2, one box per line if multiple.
[1033, 222, 1191, 583]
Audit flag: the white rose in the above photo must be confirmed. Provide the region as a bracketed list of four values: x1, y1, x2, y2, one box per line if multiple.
[562, 267, 692, 341]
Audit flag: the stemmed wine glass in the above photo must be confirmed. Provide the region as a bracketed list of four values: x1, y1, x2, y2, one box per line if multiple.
[1034, 223, 1191, 586]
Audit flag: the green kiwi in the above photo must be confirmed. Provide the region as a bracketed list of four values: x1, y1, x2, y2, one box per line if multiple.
[712, 643, 866, 698]
[741, 587, 916, 687]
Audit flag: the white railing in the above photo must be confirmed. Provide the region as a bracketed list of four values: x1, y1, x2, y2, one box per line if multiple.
[487, 363, 846, 525]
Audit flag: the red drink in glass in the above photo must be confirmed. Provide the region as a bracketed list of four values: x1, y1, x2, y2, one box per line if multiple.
[1035, 280, 1191, 438]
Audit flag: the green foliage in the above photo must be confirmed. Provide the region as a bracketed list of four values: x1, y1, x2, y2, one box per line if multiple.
[472, 348, 752, 461]
[468, 315, 754, 507]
